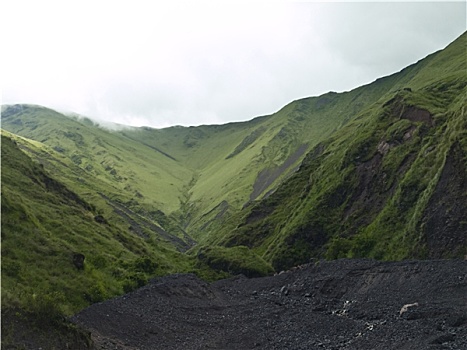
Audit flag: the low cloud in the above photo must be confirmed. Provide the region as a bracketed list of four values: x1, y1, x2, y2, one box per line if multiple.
[2, 1, 465, 128]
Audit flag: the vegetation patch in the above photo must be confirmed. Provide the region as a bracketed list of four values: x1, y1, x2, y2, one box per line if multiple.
[197, 246, 274, 277]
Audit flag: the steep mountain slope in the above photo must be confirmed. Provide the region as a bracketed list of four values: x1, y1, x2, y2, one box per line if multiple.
[1, 134, 199, 313]
[2, 33, 466, 275]
[0, 105, 193, 214]
[216, 32, 466, 270]
[3, 45, 443, 244]
[114, 81, 428, 239]
[1, 32, 465, 346]
[1, 131, 225, 347]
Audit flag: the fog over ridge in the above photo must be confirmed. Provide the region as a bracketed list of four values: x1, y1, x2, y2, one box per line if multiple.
[2, 1, 465, 128]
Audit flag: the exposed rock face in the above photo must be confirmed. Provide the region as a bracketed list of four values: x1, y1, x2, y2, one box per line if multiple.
[421, 142, 467, 258]
[72, 259, 467, 350]
[399, 105, 434, 126]
[377, 140, 391, 155]
[249, 143, 309, 202]
[384, 95, 434, 126]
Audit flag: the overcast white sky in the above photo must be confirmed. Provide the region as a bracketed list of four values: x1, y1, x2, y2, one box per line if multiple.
[2, 1, 466, 128]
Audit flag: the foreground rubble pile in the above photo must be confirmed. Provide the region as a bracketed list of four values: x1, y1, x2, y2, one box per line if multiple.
[72, 259, 466, 349]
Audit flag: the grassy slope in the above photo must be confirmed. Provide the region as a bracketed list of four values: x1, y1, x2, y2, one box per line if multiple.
[118, 78, 414, 241]
[1, 91, 390, 243]
[1, 33, 465, 326]
[1, 39, 445, 245]
[1, 105, 193, 214]
[1, 134, 203, 315]
[1, 132, 224, 348]
[216, 32, 466, 270]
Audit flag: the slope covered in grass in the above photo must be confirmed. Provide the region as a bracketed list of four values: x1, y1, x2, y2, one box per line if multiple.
[1, 134, 205, 317]
[1, 33, 465, 338]
[1, 105, 193, 214]
[216, 32, 466, 270]
[1, 59, 420, 244]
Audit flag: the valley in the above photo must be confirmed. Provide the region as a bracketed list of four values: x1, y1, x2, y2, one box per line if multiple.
[1, 32, 466, 349]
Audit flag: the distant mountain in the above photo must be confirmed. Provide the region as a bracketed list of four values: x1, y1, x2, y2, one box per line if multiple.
[1, 32, 465, 345]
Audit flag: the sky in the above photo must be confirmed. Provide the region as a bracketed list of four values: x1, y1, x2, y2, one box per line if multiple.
[2, 1, 466, 128]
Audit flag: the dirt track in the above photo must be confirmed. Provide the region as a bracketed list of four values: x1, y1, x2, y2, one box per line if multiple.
[72, 259, 467, 350]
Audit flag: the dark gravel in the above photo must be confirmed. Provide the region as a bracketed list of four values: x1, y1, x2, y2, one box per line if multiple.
[72, 259, 467, 350]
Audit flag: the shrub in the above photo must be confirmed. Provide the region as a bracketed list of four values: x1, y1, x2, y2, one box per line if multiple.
[133, 256, 158, 274]
[349, 233, 377, 258]
[197, 246, 274, 278]
[23, 291, 65, 326]
[84, 281, 108, 303]
[122, 272, 148, 293]
[325, 237, 352, 260]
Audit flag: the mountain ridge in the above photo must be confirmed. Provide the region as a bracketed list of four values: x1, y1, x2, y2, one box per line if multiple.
[213, 32, 466, 269]
[1, 31, 466, 348]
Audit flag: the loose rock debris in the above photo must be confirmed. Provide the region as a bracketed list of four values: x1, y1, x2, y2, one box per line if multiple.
[72, 259, 467, 350]
[399, 302, 419, 317]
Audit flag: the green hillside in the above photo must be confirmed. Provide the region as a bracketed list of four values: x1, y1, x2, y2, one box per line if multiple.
[215, 32, 467, 270]
[2, 49, 436, 245]
[0, 132, 205, 312]
[0, 105, 193, 213]
[1, 32, 465, 343]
